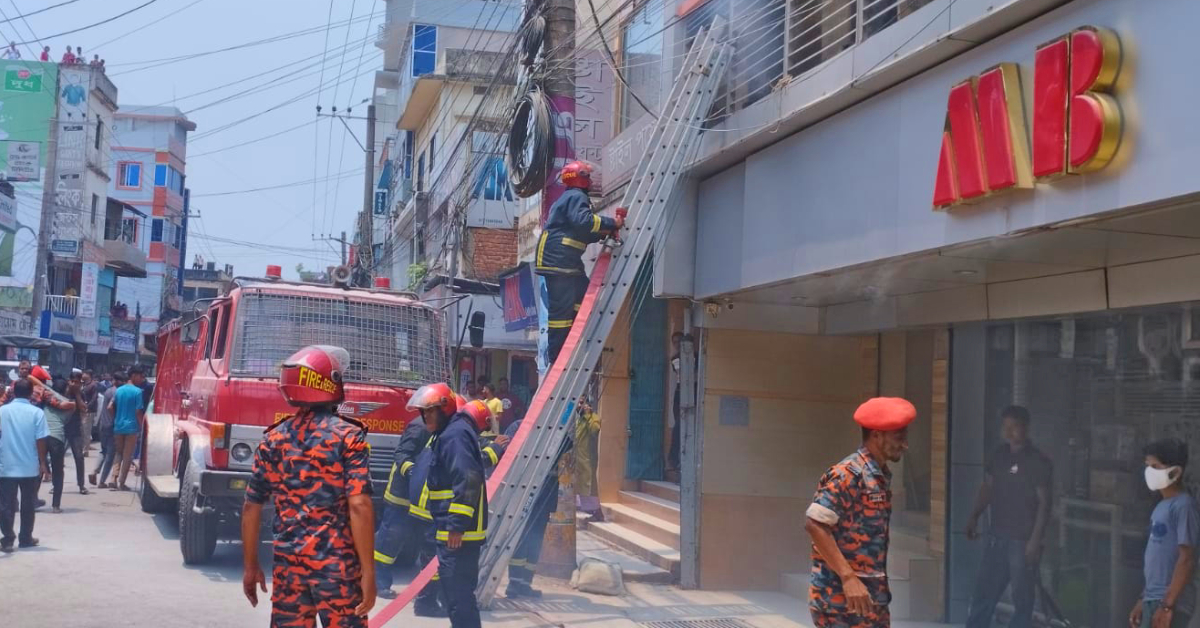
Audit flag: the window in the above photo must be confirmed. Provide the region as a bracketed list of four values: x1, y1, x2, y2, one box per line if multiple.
[174, 219, 184, 249]
[411, 24, 437, 77]
[90, 194, 98, 228]
[121, 217, 137, 244]
[619, 3, 665, 130]
[402, 130, 414, 181]
[117, 162, 141, 188]
[417, 151, 426, 191]
[213, 303, 231, 359]
[151, 218, 163, 242]
[429, 132, 437, 170]
[153, 164, 185, 195]
[203, 305, 220, 358]
[154, 164, 166, 186]
[95, 117, 102, 150]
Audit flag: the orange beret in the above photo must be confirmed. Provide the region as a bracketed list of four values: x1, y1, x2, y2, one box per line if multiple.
[853, 397, 916, 431]
[30, 366, 51, 383]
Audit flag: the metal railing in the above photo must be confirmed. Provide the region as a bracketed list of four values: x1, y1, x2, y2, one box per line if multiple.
[44, 294, 79, 316]
[230, 291, 450, 387]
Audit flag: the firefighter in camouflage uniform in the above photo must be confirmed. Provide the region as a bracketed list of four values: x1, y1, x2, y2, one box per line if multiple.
[241, 345, 376, 628]
[804, 397, 915, 628]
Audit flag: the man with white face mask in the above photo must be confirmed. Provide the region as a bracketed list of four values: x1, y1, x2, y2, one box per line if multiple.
[1131, 438, 1199, 628]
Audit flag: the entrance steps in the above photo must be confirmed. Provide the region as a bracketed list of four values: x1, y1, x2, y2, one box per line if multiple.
[586, 480, 682, 582]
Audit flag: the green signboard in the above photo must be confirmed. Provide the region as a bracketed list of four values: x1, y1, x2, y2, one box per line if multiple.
[0, 61, 56, 180]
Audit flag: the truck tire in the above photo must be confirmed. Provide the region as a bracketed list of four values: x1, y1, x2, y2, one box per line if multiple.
[139, 475, 174, 514]
[179, 459, 217, 564]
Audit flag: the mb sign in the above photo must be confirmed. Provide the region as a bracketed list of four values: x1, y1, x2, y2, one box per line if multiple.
[933, 26, 1122, 209]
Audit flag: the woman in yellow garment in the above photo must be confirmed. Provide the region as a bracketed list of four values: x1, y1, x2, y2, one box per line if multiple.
[481, 383, 504, 433]
[574, 400, 601, 516]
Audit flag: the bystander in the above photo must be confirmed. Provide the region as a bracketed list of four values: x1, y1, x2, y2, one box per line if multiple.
[2, 42, 19, 60]
[1130, 438, 1199, 628]
[60, 46, 74, 64]
[89, 372, 125, 489]
[38, 45, 48, 62]
[0, 379, 49, 552]
[108, 367, 146, 491]
[80, 369, 97, 455]
[495, 377, 524, 434]
[35, 369, 78, 512]
[480, 382, 503, 433]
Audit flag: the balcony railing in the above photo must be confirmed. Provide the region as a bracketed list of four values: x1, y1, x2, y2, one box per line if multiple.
[44, 294, 79, 316]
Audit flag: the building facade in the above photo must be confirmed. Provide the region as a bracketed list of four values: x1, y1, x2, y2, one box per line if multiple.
[109, 105, 195, 358]
[565, 0, 1200, 625]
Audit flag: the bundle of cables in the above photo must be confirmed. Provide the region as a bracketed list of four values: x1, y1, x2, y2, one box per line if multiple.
[506, 87, 553, 198]
[519, 14, 545, 67]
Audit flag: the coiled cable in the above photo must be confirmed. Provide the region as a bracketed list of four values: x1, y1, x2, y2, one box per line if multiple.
[507, 87, 553, 198]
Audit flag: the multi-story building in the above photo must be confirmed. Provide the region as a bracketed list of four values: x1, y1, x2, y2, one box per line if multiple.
[367, 0, 536, 395]
[108, 105, 195, 357]
[483, 1, 1200, 625]
[181, 259, 233, 311]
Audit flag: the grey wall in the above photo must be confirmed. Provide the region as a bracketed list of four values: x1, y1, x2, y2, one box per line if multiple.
[691, 0, 1200, 298]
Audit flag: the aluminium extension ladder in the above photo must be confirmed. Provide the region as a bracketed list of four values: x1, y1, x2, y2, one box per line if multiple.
[369, 22, 731, 625]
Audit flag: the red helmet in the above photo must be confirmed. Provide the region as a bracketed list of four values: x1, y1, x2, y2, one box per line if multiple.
[278, 345, 348, 407]
[407, 382, 456, 415]
[561, 160, 592, 190]
[460, 399, 491, 432]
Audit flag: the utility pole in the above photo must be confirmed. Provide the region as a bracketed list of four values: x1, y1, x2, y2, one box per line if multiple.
[340, 230, 347, 266]
[30, 116, 59, 328]
[537, 0, 579, 578]
[357, 104, 376, 287]
[539, 0, 577, 228]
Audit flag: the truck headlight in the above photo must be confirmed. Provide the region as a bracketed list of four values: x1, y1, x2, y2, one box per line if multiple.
[230, 442, 254, 463]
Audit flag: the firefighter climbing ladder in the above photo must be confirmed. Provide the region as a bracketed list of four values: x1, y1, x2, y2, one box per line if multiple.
[369, 23, 730, 625]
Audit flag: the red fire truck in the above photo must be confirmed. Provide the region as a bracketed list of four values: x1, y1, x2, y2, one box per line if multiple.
[140, 267, 450, 564]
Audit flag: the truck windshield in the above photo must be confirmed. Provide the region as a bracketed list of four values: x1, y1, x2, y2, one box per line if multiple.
[229, 292, 448, 386]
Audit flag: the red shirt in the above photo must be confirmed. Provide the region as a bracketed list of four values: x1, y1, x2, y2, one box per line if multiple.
[39, 51, 48, 61]
[61, 52, 74, 64]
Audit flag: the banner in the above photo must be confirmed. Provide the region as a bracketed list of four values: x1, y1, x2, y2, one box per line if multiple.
[75, 316, 98, 344]
[0, 61, 56, 179]
[88, 334, 111, 354]
[112, 328, 136, 353]
[79, 261, 98, 318]
[39, 309, 74, 343]
[0, 185, 13, 233]
[499, 263, 537, 332]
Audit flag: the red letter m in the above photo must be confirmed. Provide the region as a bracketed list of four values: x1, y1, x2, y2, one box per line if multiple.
[933, 63, 1032, 209]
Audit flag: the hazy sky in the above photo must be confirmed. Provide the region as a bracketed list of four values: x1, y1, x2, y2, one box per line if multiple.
[13, 0, 385, 280]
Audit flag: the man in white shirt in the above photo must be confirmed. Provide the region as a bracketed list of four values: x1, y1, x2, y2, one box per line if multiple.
[2, 42, 20, 60]
[0, 378, 50, 551]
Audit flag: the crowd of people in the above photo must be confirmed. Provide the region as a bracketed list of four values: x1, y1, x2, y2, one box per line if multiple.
[1, 42, 107, 72]
[0, 361, 150, 552]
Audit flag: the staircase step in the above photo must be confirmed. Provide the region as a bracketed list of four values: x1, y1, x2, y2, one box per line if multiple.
[588, 521, 680, 579]
[640, 480, 680, 504]
[601, 503, 680, 548]
[577, 529, 674, 584]
[618, 490, 680, 523]
[781, 571, 809, 599]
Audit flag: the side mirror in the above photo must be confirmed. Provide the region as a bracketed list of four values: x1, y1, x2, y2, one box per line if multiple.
[469, 311, 485, 348]
[181, 315, 206, 345]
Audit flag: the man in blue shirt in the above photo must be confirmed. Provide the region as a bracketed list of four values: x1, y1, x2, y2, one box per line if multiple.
[1131, 438, 1200, 628]
[107, 366, 146, 491]
[0, 379, 50, 551]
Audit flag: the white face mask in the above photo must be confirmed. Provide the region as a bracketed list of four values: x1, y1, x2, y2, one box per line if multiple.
[671, 357, 680, 373]
[1145, 465, 1182, 491]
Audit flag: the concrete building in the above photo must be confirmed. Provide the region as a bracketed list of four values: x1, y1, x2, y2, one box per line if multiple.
[503, 0, 1200, 626]
[367, 0, 535, 395]
[108, 105, 195, 356]
[182, 260, 233, 311]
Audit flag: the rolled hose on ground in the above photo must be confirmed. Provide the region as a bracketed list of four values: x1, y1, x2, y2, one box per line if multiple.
[507, 87, 553, 199]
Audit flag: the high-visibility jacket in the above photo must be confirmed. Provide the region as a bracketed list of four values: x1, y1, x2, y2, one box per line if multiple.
[535, 188, 617, 276]
[479, 431, 508, 479]
[384, 418, 431, 508]
[414, 412, 488, 544]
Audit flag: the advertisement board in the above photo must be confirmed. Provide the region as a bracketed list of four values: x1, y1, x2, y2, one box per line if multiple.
[112, 328, 136, 353]
[0, 61, 56, 179]
[499, 263, 537, 332]
[39, 309, 74, 343]
[79, 261, 98, 318]
[0, 186, 13, 233]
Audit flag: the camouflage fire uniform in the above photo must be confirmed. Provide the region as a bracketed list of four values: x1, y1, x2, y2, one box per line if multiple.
[808, 447, 894, 628]
[246, 408, 373, 628]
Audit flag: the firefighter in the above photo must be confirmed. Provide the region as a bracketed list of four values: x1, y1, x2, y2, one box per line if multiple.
[535, 160, 624, 365]
[241, 345, 376, 628]
[407, 383, 488, 628]
[461, 399, 509, 477]
[373, 410, 433, 598]
[804, 397, 914, 628]
[500, 412, 559, 599]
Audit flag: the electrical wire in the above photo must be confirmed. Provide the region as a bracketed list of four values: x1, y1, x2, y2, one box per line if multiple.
[505, 88, 551, 198]
[11, 0, 163, 46]
[0, 0, 82, 26]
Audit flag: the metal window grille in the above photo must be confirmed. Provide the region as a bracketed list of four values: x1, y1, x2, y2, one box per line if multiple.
[230, 291, 450, 387]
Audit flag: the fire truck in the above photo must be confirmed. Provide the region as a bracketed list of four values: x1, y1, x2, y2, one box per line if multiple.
[140, 266, 450, 564]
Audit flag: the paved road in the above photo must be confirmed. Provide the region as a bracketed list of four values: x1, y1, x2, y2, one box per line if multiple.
[0, 450, 545, 628]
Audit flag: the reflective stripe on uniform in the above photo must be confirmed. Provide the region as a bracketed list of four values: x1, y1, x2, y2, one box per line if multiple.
[410, 506, 433, 520]
[374, 550, 396, 565]
[436, 529, 486, 542]
[483, 447, 498, 466]
[590, 214, 601, 233]
[400, 460, 414, 475]
[562, 237, 586, 250]
[428, 489, 454, 500]
[509, 558, 530, 567]
[536, 231, 548, 268]
[548, 319, 573, 329]
[448, 503, 476, 517]
[384, 492, 410, 506]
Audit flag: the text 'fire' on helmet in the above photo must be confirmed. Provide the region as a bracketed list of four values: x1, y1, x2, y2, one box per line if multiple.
[278, 345, 349, 407]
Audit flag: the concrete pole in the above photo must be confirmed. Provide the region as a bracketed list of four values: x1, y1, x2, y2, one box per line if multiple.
[359, 104, 377, 286]
[679, 314, 700, 588]
[30, 116, 60, 328]
[536, 0, 579, 576]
